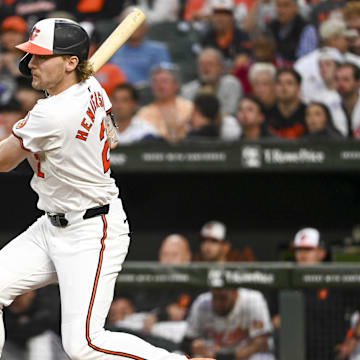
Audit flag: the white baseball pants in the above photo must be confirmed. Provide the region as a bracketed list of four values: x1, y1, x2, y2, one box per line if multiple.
[0, 198, 187, 360]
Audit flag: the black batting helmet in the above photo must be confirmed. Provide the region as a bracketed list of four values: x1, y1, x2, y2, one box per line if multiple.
[16, 18, 90, 77]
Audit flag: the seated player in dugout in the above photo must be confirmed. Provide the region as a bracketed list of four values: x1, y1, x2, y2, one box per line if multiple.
[193, 220, 257, 262]
[181, 273, 275, 360]
[0, 17, 212, 360]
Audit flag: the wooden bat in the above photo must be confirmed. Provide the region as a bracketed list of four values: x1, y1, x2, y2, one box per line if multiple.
[89, 8, 146, 73]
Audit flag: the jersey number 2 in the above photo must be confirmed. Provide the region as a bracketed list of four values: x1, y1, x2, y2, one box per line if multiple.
[100, 120, 110, 173]
[34, 154, 44, 178]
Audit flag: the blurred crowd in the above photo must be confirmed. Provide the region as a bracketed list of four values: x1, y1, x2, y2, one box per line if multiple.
[2, 0, 360, 144]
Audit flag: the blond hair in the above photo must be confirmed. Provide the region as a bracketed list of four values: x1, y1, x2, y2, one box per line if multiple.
[63, 56, 94, 82]
[76, 60, 94, 82]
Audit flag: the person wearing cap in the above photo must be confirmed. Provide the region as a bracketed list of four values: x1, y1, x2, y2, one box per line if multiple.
[0, 17, 210, 360]
[193, 220, 256, 262]
[181, 283, 274, 360]
[292, 227, 327, 264]
[109, 6, 171, 87]
[0, 16, 28, 97]
[136, 62, 194, 142]
[198, 0, 251, 70]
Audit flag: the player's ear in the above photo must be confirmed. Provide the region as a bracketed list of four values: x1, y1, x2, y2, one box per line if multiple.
[65, 56, 79, 72]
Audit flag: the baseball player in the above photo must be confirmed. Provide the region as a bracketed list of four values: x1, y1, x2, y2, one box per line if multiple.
[182, 286, 274, 360]
[0, 18, 211, 360]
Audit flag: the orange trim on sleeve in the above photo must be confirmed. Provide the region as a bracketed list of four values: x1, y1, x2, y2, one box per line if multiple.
[85, 215, 147, 360]
[12, 131, 32, 152]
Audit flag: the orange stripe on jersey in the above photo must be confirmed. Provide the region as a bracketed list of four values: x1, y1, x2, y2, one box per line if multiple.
[85, 215, 147, 360]
[100, 120, 105, 141]
[12, 131, 32, 152]
[106, 108, 112, 115]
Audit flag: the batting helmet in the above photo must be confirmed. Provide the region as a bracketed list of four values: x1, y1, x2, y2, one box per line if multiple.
[16, 18, 90, 77]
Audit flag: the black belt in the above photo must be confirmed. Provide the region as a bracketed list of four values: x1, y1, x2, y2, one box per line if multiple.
[47, 204, 109, 228]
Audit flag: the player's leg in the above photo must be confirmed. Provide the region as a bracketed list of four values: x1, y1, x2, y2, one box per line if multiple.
[55, 199, 187, 360]
[0, 216, 57, 356]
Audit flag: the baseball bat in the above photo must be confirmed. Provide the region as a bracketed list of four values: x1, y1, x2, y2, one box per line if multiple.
[88, 8, 146, 73]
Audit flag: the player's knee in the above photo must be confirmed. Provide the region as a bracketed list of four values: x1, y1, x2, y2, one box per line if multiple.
[62, 336, 90, 360]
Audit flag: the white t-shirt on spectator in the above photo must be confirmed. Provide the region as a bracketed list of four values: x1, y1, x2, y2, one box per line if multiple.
[221, 115, 241, 141]
[117, 116, 160, 144]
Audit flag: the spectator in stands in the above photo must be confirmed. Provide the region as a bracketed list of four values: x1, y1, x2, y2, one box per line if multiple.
[303, 102, 342, 139]
[136, 62, 193, 142]
[15, 76, 44, 113]
[187, 92, 221, 140]
[0, 97, 23, 141]
[85, 23, 126, 97]
[335, 62, 360, 139]
[248, 62, 277, 117]
[0, 16, 28, 103]
[193, 220, 256, 262]
[181, 278, 274, 360]
[182, 48, 243, 116]
[292, 227, 327, 264]
[198, 0, 251, 69]
[237, 96, 277, 140]
[111, 83, 160, 144]
[294, 18, 360, 103]
[266, 0, 318, 65]
[267, 68, 307, 139]
[300, 50, 349, 136]
[109, 7, 171, 87]
[134, 0, 181, 24]
[232, 37, 277, 96]
[186, 92, 240, 142]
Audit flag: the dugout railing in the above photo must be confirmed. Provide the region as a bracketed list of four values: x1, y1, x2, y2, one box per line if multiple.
[116, 262, 360, 360]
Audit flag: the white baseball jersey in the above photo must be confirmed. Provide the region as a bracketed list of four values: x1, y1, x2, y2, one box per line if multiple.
[12, 76, 118, 213]
[185, 288, 273, 353]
